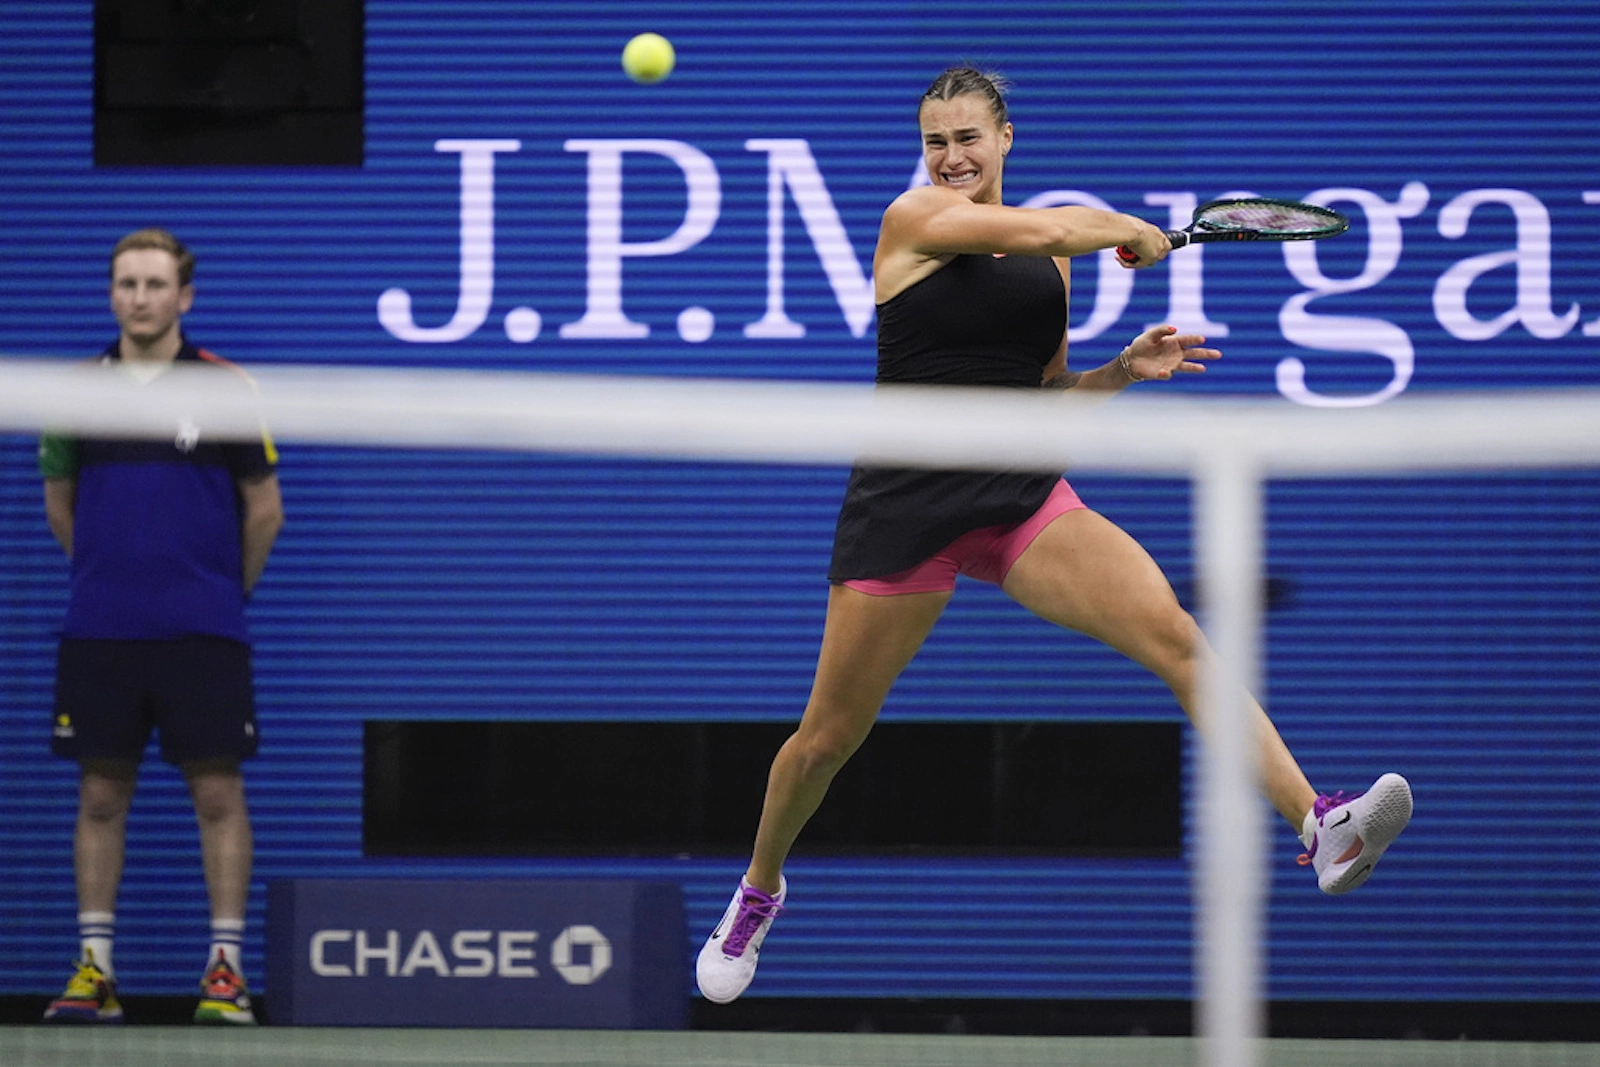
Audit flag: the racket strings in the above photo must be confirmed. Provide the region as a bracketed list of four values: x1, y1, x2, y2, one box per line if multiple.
[1195, 200, 1345, 236]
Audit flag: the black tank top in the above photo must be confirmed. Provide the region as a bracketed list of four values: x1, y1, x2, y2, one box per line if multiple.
[828, 253, 1068, 581]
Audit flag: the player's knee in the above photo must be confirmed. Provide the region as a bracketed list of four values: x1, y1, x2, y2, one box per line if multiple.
[794, 722, 869, 778]
[78, 767, 135, 821]
[79, 788, 131, 823]
[186, 769, 246, 823]
[1143, 606, 1204, 674]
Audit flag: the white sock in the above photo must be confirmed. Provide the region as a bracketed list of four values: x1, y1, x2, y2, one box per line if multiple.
[79, 911, 115, 977]
[209, 917, 246, 974]
[1299, 810, 1318, 849]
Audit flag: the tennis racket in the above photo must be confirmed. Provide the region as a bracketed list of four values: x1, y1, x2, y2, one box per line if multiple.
[1116, 197, 1349, 264]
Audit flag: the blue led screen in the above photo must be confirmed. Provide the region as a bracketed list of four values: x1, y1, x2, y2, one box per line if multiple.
[1, 1, 1596, 1003]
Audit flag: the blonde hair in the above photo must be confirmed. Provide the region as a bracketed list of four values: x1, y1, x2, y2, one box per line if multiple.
[110, 227, 194, 286]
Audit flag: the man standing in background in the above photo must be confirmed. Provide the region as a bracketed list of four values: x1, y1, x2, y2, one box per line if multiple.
[38, 227, 283, 1025]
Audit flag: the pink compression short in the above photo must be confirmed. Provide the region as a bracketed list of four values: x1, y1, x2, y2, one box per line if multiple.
[841, 479, 1088, 596]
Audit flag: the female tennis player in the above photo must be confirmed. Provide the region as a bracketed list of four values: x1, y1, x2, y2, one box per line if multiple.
[697, 66, 1412, 1005]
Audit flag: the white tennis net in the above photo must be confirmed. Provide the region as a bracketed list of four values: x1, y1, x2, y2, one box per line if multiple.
[6, 355, 1598, 1067]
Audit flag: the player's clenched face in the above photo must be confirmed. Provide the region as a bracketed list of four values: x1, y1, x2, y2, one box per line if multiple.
[919, 94, 1012, 204]
[110, 248, 194, 350]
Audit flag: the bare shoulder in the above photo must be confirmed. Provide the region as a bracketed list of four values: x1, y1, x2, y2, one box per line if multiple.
[881, 184, 968, 234]
[875, 188, 964, 303]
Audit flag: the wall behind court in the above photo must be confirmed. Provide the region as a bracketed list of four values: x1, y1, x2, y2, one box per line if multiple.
[1, 1, 1596, 1005]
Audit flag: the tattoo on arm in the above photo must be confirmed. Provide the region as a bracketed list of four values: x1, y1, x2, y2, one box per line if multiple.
[1043, 371, 1082, 391]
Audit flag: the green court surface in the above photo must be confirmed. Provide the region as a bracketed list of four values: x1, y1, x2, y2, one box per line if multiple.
[2, 1028, 1598, 1067]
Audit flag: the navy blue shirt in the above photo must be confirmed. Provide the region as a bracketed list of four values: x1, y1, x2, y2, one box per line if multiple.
[39, 341, 277, 642]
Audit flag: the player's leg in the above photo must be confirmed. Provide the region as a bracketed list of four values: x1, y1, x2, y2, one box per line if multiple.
[748, 584, 952, 891]
[1002, 508, 1316, 824]
[698, 583, 951, 1004]
[1002, 508, 1409, 892]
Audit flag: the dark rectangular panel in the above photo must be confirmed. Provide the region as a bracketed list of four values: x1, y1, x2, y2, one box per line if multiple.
[363, 720, 1182, 858]
[93, 0, 363, 165]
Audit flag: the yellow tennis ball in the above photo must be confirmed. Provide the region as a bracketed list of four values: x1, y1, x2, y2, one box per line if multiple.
[622, 32, 675, 84]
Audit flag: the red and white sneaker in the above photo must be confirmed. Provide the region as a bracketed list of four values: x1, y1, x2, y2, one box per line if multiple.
[1298, 773, 1413, 895]
[193, 952, 257, 1025]
[696, 875, 786, 1004]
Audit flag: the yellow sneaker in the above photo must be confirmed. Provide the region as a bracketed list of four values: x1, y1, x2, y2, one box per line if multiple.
[193, 953, 258, 1025]
[42, 954, 123, 1024]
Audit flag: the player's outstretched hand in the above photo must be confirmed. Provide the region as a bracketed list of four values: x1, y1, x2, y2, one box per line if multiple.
[1123, 325, 1220, 381]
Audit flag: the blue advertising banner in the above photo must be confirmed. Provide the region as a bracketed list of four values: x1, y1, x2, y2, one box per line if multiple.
[1, 1, 1596, 1007]
[265, 879, 686, 1029]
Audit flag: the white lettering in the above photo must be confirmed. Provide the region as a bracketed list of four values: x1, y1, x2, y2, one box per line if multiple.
[355, 929, 400, 977]
[560, 139, 721, 339]
[1434, 188, 1578, 341]
[497, 931, 539, 978]
[1143, 191, 1230, 337]
[368, 138, 1587, 397]
[450, 929, 495, 978]
[310, 930, 351, 977]
[309, 928, 551, 978]
[1277, 182, 1430, 408]
[743, 139, 875, 340]
[399, 929, 451, 977]
[377, 139, 521, 342]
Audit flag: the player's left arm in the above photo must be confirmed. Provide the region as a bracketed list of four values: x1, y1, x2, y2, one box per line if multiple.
[238, 472, 284, 595]
[1051, 325, 1221, 394]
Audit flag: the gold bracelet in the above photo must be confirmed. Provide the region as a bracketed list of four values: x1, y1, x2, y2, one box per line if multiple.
[1118, 346, 1147, 383]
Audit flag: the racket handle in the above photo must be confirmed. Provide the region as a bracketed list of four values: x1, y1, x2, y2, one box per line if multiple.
[1116, 229, 1190, 264]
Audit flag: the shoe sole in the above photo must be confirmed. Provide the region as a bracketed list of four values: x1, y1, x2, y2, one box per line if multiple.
[695, 971, 745, 1005]
[1323, 773, 1413, 895]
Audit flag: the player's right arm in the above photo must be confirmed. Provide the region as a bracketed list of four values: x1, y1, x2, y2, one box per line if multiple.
[873, 186, 1167, 301]
[39, 432, 79, 558]
[43, 478, 75, 558]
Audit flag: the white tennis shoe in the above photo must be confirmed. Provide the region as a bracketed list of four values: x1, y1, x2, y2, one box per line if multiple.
[696, 875, 786, 1004]
[1298, 773, 1413, 895]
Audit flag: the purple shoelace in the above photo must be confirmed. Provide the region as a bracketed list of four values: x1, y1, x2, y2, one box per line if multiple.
[722, 887, 784, 958]
[1312, 789, 1357, 820]
[1301, 789, 1362, 862]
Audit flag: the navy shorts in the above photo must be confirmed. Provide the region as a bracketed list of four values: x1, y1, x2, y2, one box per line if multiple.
[51, 637, 260, 766]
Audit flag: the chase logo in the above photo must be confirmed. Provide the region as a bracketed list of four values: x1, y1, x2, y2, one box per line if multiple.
[308, 925, 612, 985]
[268, 879, 683, 1027]
[550, 924, 611, 985]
